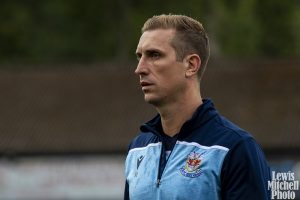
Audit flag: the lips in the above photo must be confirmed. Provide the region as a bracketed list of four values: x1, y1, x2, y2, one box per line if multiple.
[140, 81, 152, 87]
[140, 81, 153, 90]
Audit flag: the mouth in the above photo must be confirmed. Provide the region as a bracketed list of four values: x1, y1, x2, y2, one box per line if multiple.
[140, 81, 153, 89]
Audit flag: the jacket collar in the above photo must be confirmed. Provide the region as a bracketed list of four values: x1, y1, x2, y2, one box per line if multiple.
[140, 99, 218, 139]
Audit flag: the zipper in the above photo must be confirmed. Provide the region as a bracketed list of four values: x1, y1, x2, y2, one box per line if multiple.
[156, 140, 166, 187]
[141, 123, 179, 188]
[156, 179, 161, 187]
[156, 136, 178, 188]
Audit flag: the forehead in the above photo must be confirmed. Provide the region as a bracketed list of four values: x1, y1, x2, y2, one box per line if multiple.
[136, 29, 176, 52]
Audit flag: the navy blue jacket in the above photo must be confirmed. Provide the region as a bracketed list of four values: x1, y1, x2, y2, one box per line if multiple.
[125, 99, 271, 199]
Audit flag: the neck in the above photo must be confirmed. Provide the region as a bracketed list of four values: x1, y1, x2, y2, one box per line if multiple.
[156, 88, 202, 137]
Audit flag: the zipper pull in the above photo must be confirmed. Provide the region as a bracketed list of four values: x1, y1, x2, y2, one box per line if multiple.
[156, 179, 161, 187]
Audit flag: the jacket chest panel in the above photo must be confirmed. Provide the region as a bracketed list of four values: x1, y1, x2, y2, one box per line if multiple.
[125, 142, 229, 199]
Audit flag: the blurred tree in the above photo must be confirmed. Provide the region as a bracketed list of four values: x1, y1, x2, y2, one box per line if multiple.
[0, 1, 33, 61]
[291, 2, 300, 56]
[211, 0, 262, 57]
[256, 0, 298, 57]
[0, 0, 299, 65]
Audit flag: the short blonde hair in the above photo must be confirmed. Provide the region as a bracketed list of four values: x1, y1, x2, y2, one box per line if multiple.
[142, 14, 210, 80]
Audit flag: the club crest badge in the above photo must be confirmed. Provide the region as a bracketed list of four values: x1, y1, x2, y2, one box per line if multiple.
[179, 151, 203, 178]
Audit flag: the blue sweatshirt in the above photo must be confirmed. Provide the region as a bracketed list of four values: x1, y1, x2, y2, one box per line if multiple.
[124, 99, 271, 200]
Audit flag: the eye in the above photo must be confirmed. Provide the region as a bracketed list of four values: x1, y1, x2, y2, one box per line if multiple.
[148, 51, 161, 59]
[136, 53, 142, 61]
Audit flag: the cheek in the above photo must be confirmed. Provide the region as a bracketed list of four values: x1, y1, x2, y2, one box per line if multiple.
[153, 60, 185, 85]
[166, 64, 186, 82]
[160, 68, 186, 91]
[158, 60, 184, 74]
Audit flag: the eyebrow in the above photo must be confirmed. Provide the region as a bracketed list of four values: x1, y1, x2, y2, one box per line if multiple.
[136, 48, 163, 55]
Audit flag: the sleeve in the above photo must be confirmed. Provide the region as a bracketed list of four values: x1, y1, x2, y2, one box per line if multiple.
[220, 137, 271, 200]
[124, 180, 129, 200]
[124, 141, 132, 200]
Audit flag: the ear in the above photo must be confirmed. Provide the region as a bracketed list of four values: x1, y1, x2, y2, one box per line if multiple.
[184, 54, 201, 78]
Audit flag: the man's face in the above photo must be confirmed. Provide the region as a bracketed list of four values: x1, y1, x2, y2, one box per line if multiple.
[135, 29, 187, 106]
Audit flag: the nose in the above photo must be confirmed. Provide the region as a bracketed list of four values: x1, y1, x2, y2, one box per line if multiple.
[134, 57, 148, 75]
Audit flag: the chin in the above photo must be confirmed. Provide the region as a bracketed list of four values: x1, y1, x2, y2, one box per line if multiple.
[144, 94, 163, 107]
[144, 94, 161, 106]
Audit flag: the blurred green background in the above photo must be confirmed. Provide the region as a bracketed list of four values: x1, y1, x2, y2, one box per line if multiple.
[1, 0, 300, 65]
[0, 0, 299, 199]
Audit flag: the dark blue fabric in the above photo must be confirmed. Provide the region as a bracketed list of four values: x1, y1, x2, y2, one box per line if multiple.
[125, 99, 271, 199]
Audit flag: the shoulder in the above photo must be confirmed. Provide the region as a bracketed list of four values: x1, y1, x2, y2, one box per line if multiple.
[218, 121, 271, 199]
[198, 113, 255, 150]
[217, 115, 270, 180]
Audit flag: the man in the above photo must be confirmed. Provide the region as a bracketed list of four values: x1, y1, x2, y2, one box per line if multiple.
[124, 14, 270, 200]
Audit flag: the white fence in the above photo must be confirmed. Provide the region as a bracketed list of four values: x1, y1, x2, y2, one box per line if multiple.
[0, 155, 125, 200]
